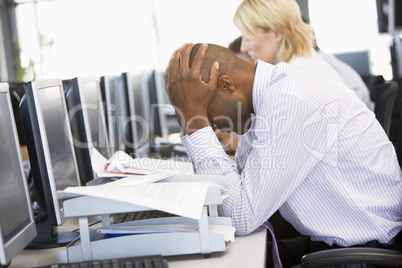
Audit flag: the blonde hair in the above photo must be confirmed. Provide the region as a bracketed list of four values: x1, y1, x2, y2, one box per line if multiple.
[233, 0, 314, 63]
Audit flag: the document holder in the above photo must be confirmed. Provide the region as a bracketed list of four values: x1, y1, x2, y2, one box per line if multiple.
[62, 174, 232, 262]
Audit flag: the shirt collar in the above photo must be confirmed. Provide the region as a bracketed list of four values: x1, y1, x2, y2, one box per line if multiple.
[252, 60, 275, 115]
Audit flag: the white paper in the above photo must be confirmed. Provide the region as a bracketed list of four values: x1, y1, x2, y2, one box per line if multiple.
[107, 172, 176, 186]
[96, 223, 236, 242]
[64, 180, 210, 220]
[91, 148, 194, 177]
[58, 173, 173, 200]
[90, 147, 109, 174]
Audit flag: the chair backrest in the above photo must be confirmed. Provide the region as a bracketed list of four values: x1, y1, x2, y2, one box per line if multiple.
[397, 111, 402, 169]
[373, 81, 398, 136]
[360, 74, 385, 101]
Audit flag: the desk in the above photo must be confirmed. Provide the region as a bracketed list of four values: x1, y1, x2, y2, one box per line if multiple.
[9, 221, 266, 268]
[167, 227, 266, 268]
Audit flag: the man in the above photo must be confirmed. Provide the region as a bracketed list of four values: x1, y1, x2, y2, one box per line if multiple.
[165, 43, 402, 267]
[216, 36, 253, 154]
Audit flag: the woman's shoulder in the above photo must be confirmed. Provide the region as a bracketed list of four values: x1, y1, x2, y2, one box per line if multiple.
[290, 53, 345, 84]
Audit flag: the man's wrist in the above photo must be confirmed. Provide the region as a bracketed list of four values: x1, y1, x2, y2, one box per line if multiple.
[184, 116, 210, 135]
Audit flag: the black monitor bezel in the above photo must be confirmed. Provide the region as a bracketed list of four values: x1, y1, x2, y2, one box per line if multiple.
[100, 75, 120, 154]
[122, 71, 152, 157]
[65, 76, 110, 185]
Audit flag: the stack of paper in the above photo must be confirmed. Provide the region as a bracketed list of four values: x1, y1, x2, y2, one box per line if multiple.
[96, 223, 236, 242]
[63, 174, 211, 220]
[63, 148, 230, 232]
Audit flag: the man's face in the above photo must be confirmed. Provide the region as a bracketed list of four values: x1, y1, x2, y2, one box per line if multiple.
[207, 89, 252, 135]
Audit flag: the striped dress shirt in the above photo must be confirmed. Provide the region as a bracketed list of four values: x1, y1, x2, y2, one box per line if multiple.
[181, 60, 402, 247]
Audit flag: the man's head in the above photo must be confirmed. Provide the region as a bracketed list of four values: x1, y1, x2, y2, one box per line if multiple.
[188, 43, 256, 134]
[189, 43, 236, 83]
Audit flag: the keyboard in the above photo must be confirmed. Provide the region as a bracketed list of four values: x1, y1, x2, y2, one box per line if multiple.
[110, 210, 175, 224]
[38, 255, 169, 268]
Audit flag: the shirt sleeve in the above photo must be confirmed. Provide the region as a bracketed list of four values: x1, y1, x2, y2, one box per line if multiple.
[181, 95, 330, 235]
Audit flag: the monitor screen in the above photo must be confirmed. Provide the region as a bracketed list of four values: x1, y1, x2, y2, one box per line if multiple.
[100, 76, 120, 154]
[0, 84, 36, 266]
[0, 108, 30, 235]
[333, 50, 371, 75]
[124, 72, 151, 157]
[154, 70, 171, 105]
[148, 70, 163, 140]
[38, 86, 79, 191]
[377, 0, 402, 33]
[20, 80, 81, 226]
[154, 70, 181, 136]
[117, 75, 133, 153]
[80, 79, 110, 159]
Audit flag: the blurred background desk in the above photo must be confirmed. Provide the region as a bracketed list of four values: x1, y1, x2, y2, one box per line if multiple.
[9, 225, 266, 268]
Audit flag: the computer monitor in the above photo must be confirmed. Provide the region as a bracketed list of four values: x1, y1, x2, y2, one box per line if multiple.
[100, 75, 124, 154]
[377, 0, 402, 33]
[19, 79, 81, 248]
[110, 74, 132, 155]
[147, 70, 162, 140]
[0, 83, 36, 266]
[151, 70, 187, 158]
[153, 70, 181, 136]
[148, 70, 181, 146]
[65, 77, 111, 185]
[122, 71, 152, 158]
[333, 50, 372, 75]
[391, 34, 402, 79]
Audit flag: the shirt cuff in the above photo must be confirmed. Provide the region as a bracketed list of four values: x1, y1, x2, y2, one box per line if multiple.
[181, 126, 230, 172]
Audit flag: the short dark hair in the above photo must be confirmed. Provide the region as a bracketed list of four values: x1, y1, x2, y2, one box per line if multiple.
[189, 43, 238, 83]
[229, 36, 242, 54]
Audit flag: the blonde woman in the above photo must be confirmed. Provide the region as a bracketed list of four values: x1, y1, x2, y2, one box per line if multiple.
[233, 0, 344, 83]
[219, 0, 346, 155]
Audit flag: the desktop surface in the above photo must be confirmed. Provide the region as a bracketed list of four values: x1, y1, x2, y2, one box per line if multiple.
[9, 219, 266, 268]
[166, 227, 266, 268]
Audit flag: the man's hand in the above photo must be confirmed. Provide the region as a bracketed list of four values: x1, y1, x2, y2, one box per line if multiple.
[164, 43, 220, 135]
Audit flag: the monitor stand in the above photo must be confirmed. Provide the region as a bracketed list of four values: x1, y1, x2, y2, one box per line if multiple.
[25, 208, 79, 249]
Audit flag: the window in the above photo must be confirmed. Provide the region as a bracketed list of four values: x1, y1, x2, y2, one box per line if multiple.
[15, 0, 243, 80]
[309, 0, 394, 79]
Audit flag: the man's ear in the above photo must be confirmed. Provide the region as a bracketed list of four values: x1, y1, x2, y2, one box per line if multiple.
[217, 75, 235, 93]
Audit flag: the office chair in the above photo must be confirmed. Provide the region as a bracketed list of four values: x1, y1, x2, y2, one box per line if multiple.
[360, 74, 385, 101]
[397, 110, 402, 169]
[373, 81, 398, 137]
[299, 247, 402, 267]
